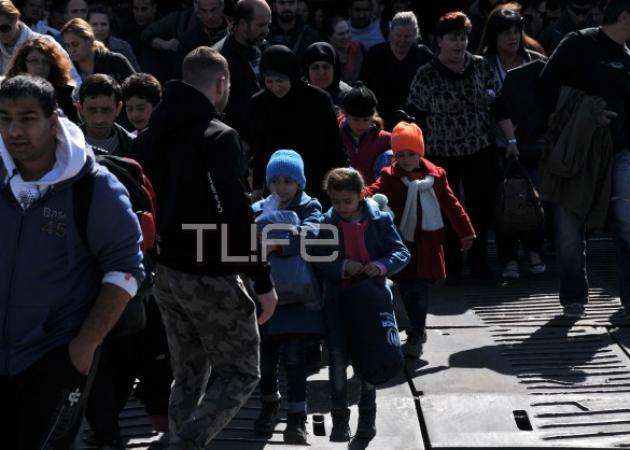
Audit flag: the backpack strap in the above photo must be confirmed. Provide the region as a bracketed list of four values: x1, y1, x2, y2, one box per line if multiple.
[73, 166, 97, 248]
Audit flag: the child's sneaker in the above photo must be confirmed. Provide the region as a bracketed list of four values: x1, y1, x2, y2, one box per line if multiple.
[502, 260, 520, 279]
[528, 251, 546, 274]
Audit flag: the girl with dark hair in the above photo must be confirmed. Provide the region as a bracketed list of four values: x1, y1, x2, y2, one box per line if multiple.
[5, 36, 79, 123]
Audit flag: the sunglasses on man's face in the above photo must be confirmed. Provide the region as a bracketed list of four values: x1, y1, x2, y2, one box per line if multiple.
[0, 23, 13, 33]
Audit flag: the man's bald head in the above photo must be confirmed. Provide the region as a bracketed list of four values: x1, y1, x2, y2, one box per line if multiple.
[233, 0, 271, 47]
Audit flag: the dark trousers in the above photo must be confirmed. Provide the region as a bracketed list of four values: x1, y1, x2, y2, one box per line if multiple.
[85, 298, 172, 445]
[429, 147, 497, 276]
[0, 344, 98, 450]
[259, 337, 308, 414]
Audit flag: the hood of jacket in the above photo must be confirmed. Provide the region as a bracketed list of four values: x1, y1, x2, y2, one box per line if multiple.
[0, 117, 91, 209]
[260, 44, 301, 87]
[150, 80, 217, 132]
[324, 197, 381, 224]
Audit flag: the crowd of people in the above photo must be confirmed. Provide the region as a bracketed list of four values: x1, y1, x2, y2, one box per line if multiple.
[1, 0, 630, 449]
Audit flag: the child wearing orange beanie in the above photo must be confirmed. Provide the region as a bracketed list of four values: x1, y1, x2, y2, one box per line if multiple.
[366, 122, 476, 357]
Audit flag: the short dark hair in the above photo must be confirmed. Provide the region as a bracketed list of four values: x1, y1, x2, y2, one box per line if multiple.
[323, 167, 365, 195]
[79, 73, 122, 103]
[436, 11, 472, 37]
[0, 75, 57, 117]
[122, 73, 162, 105]
[87, 3, 111, 22]
[603, 0, 630, 23]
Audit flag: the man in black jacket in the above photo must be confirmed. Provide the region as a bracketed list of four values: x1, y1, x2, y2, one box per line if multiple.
[267, 0, 320, 61]
[135, 46, 277, 449]
[213, 0, 271, 145]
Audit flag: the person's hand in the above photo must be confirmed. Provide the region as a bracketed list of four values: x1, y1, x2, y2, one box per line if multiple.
[257, 289, 278, 325]
[251, 189, 264, 203]
[345, 260, 364, 277]
[68, 337, 97, 375]
[597, 109, 618, 126]
[505, 143, 519, 159]
[461, 236, 474, 252]
[266, 244, 280, 256]
[361, 262, 382, 278]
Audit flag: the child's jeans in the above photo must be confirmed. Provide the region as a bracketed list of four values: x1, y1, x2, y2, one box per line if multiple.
[397, 279, 430, 336]
[259, 337, 307, 414]
[328, 346, 376, 411]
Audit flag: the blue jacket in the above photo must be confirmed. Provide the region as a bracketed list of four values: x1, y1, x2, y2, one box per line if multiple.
[252, 191, 322, 255]
[0, 153, 144, 376]
[252, 191, 324, 337]
[316, 199, 410, 284]
[315, 199, 410, 347]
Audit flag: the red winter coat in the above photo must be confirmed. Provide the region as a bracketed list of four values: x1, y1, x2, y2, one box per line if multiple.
[339, 118, 391, 185]
[366, 159, 475, 281]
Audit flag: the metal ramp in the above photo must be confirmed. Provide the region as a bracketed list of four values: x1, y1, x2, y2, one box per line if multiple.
[75, 240, 630, 449]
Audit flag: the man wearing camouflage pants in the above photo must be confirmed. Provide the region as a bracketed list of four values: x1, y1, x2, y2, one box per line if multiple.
[135, 46, 277, 449]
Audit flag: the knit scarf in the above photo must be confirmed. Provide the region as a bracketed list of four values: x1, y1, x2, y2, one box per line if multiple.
[398, 176, 444, 241]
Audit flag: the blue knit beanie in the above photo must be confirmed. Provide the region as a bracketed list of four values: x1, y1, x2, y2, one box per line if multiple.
[266, 149, 306, 189]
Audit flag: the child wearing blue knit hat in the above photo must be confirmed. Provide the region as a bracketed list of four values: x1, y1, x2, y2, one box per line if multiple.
[252, 149, 323, 444]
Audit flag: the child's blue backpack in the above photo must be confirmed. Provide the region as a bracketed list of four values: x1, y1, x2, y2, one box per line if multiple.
[339, 278, 403, 384]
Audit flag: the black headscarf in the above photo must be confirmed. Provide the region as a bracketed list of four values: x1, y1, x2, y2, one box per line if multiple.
[303, 42, 342, 98]
[260, 45, 301, 87]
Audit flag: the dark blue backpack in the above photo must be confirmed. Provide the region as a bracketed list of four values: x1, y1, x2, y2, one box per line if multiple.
[339, 279, 404, 385]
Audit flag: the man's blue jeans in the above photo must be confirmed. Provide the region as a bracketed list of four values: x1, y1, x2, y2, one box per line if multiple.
[555, 151, 630, 308]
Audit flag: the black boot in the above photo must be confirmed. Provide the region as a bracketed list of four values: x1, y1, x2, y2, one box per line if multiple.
[254, 401, 279, 434]
[355, 407, 377, 440]
[283, 413, 308, 444]
[329, 408, 351, 442]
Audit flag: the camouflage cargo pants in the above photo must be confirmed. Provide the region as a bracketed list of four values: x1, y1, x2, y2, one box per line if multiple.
[154, 264, 260, 449]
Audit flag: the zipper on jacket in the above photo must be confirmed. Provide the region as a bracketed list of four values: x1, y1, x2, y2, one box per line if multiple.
[2, 206, 24, 372]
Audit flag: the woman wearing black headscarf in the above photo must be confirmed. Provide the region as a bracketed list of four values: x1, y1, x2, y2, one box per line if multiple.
[303, 42, 352, 111]
[250, 45, 348, 206]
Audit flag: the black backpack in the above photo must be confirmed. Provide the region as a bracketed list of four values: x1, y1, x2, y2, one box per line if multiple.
[73, 153, 157, 338]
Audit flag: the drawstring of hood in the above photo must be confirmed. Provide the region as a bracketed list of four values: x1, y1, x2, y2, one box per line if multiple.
[0, 117, 88, 210]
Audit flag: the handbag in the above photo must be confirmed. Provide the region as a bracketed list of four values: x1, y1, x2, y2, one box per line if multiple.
[495, 158, 545, 233]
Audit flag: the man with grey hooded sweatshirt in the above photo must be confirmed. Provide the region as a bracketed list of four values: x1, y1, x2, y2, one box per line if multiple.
[0, 75, 144, 449]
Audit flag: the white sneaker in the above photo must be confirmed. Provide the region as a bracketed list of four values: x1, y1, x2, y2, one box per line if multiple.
[529, 251, 546, 274]
[502, 260, 520, 279]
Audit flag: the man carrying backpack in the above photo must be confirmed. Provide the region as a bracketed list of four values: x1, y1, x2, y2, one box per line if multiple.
[135, 46, 277, 449]
[0, 75, 144, 449]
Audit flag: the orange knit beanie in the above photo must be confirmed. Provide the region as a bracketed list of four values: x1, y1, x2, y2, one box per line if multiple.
[391, 121, 425, 157]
